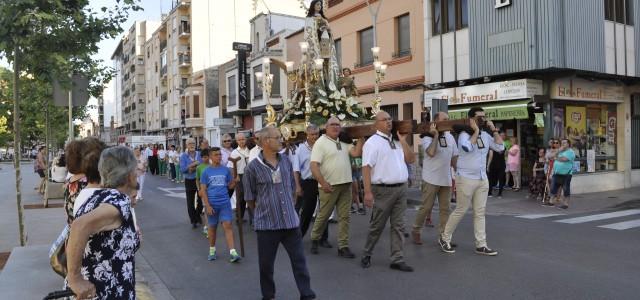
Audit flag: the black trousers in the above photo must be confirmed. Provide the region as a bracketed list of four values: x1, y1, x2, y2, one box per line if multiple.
[184, 179, 203, 225]
[488, 168, 506, 196]
[257, 229, 315, 300]
[297, 179, 328, 241]
[149, 156, 158, 175]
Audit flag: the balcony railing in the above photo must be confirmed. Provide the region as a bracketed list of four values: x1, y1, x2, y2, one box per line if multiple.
[178, 54, 191, 67]
[160, 40, 167, 51]
[160, 65, 167, 76]
[179, 24, 191, 37]
[161, 92, 168, 102]
[392, 48, 412, 59]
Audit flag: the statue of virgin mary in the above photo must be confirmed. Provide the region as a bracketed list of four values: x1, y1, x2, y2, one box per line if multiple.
[303, 0, 341, 91]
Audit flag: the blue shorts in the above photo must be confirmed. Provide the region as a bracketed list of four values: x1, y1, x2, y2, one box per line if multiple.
[207, 202, 233, 226]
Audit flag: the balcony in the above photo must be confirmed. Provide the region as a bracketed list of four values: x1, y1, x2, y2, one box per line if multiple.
[178, 54, 191, 67]
[160, 65, 167, 77]
[161, 119, 168, 128]
[179, 23, 191, 37]
[160, 40, 167, 51]
[160, 92, 168, 103]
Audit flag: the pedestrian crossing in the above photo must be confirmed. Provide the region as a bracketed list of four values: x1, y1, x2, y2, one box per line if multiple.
[516, 209, 640, 231]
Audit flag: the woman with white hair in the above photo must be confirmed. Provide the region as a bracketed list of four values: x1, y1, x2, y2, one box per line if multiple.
[66, 146, 141, 299]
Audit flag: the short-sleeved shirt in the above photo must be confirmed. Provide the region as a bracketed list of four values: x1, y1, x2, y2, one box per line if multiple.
[227, 147, 250, 175]
[294, 142, 314, 180]
[310, 135, 352, 185]
[196, 163, 209, 182]
[362, 131, 408, 184]
[72, 189, 140, 300]
[553, 149, 576, 175]
[201, 165, 233, 205]
[421, 132, 458, 186]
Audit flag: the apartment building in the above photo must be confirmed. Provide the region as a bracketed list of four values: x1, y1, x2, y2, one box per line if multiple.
[325, 0, 425, 129]
[423, 0, 640, 193]
[111, 20, 160, 135]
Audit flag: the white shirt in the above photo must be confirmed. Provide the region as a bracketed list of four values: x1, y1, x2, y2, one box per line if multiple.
[221, 147, 233, 168]
[51, 165, 67, 183]
[72, 188, 102, 215]
[294, 141, 314, 180]
[421, 132, 458, 186]
[145, 147, 153, 157]
[158, 149, 167, 159]
[362, 130, 408, 184]
[227, 146, 250, 174]
[168, 150, 178, 164]
[456, 131, 505, 180]
[248, 146, 262, 163]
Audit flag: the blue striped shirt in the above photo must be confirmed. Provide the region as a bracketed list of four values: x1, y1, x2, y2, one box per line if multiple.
[243, 151, 299, 230]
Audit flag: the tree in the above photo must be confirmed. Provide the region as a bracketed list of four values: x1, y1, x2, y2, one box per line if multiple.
[0, 0, 141, 246]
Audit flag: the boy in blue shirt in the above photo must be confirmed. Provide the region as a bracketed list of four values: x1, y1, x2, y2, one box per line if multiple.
[200, 147, 241, 262]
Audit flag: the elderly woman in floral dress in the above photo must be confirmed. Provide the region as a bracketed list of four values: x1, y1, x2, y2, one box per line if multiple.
[66, 146, 140, 299]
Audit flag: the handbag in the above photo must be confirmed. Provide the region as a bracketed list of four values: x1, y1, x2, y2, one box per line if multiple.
[49, 224, 69, 278]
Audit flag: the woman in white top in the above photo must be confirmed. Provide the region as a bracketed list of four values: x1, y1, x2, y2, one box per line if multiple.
[51, 154, 68, 183]
[167, 145, 178, 182]
[158, 144, 167, 176]
[134, 148, 148, 201]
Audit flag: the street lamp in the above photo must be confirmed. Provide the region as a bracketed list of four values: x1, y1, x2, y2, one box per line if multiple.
[255, 58, 277, 127]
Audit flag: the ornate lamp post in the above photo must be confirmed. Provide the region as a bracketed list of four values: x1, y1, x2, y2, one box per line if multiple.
[255, 57, 277, 127]
[370, 46, 387, 116]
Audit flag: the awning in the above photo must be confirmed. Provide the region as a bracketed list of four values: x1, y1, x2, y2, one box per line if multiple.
[448, 100, 531, 120]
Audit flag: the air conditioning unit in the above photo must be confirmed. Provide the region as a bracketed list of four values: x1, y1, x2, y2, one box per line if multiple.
[233, 116, 242, 128]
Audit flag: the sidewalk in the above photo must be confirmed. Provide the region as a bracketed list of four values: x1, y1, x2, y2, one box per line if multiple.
[405, 184, 640, 216]
[0, 163, 174, 299]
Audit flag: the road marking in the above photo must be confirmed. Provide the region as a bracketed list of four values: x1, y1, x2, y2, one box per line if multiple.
[555, 209, 640, 224]
[516, 213, 565, 219]
[598, 219, 640, 230]
[158, 187, 186, 199]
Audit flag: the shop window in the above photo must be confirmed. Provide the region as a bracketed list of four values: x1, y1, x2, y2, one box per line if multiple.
[552, 103, 617, 173]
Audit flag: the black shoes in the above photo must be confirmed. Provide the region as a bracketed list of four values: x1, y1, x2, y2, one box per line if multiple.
[337, 247, 355, 258]
[360, 255, 371, 268]
[319, 240, 333, 248]
[438, 237, 455, 254]
[557, 205, 569, 210]
[475, 246, 498, 256]
[310, 240, 319, 254]
[390, 262, 414, 272]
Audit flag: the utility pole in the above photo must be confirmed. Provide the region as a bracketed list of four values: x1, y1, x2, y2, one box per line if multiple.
[13, 46, 26, 246]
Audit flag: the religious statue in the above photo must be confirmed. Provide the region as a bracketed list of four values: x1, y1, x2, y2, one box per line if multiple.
[338, 68, 359, 97]
[303, 0, 341, 90]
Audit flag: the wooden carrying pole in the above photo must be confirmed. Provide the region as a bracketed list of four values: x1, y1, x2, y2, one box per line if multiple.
[229, 156, 245, 257]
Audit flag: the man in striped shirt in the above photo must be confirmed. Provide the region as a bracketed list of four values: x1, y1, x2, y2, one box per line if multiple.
[243, 126, 315, 300]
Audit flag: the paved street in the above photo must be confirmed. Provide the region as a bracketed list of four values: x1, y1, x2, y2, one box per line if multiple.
[133, 173, 639, 300]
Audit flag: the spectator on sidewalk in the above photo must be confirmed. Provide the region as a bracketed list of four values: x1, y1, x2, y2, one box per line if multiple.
[550, 138, 576, 209]
[309, 116, 364, 257]
[66, 146, 140, 300]
[440, 107, 503, 256]
[506, 137, 521, 191]
[220, 134, 234, 168]
[180, 138, 203, 228]
[51, 154, 67, 183]
[158, 144, 167, 176]
[360, 111, 415, 272]
[168, 145, 178, 182]
[529, 148, 547, 201]
[411, 112, 458, 245]
[200, 147, 241, 262]
[243, 126, 315, 300]
[487, 148, 506, 198]
[35, 146, 47, 194]
[175, 146, 184, 183]
[134, 148, 147, 201]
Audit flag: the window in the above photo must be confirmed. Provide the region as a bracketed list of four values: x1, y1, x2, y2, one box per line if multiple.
[334, 39, 342, 68]
[605, 0, 633, 25]
[253, 65, 262, 99]
[432, 0, 468, 35]
[193, 95, 200, 118]
[358, 27, 374, 66]
[396, 14, 411, 57]
[228, 75, 237, 106]
[270, 63, 280, 97]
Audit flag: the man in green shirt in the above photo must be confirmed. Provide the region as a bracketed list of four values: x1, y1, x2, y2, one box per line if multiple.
[196, 148, 211, 234]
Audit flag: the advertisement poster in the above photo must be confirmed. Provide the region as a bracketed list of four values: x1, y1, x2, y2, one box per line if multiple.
[587, 149, 596, 173]
[607, 112, 616, 144]
[552, 108, 565, 138]
[565, 106, 587, 139]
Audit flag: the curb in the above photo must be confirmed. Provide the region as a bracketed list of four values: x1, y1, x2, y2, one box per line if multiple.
[135, 252, 175, 300]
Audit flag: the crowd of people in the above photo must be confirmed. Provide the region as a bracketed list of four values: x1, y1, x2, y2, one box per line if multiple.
[42, 105, 578, 300]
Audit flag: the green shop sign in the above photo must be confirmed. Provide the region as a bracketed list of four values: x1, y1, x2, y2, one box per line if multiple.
[448, 100, 530, 121]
